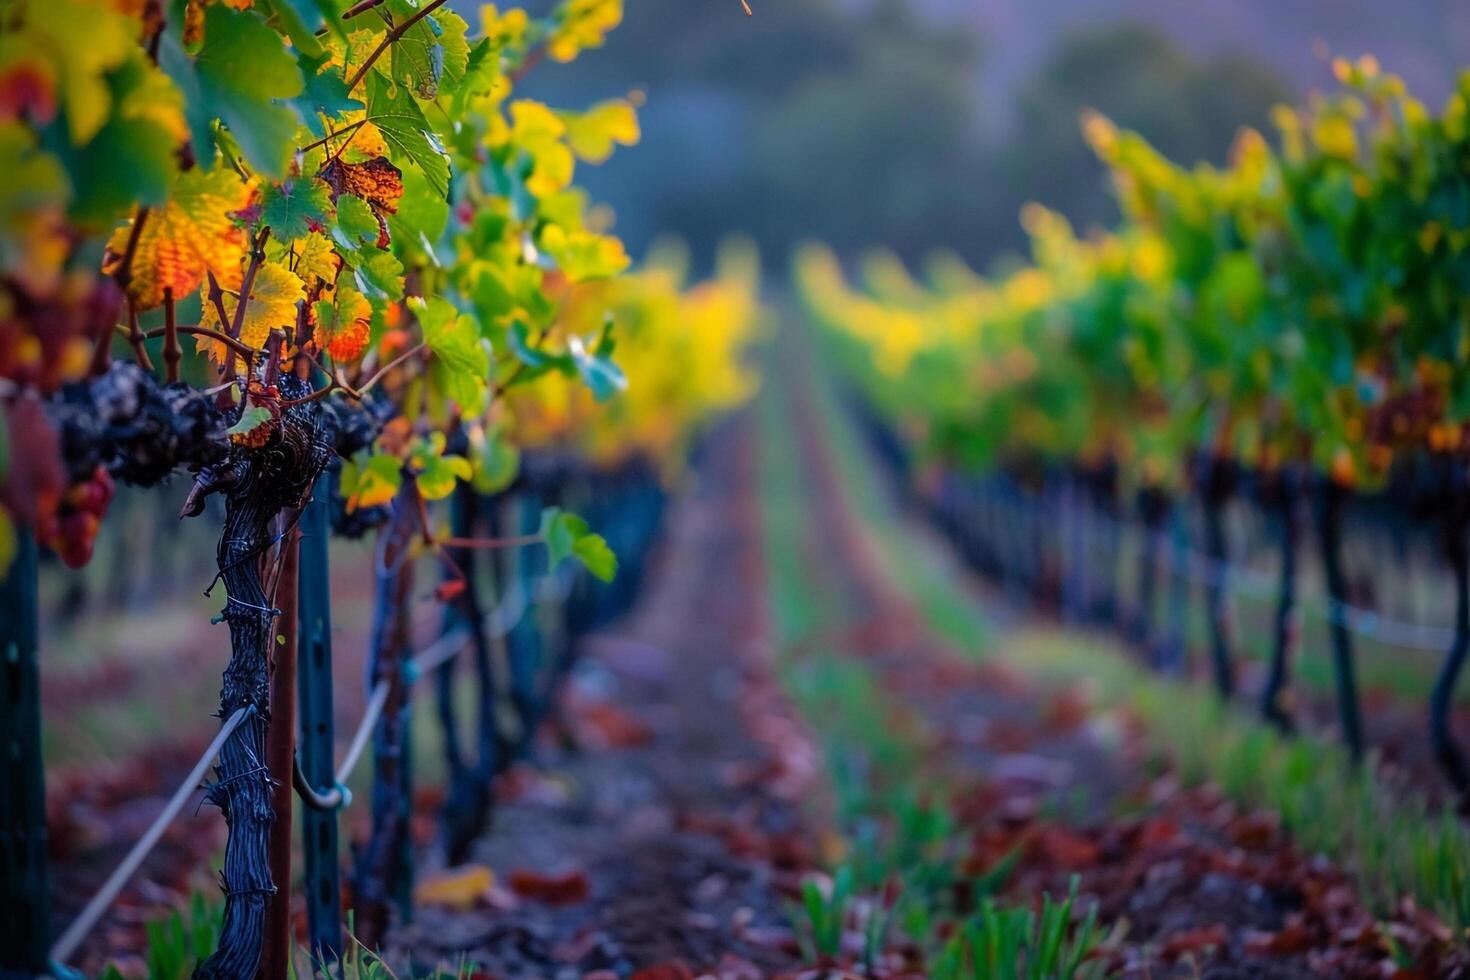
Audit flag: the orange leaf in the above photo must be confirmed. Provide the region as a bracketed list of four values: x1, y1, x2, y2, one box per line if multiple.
[322, 157, 404, 248]
[104, 168, 254, 310]
[318, 286, 372, 362]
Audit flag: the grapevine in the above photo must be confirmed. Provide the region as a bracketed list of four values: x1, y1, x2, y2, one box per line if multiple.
[797, 60, 1470, 799]
[0, 0, 763, 969]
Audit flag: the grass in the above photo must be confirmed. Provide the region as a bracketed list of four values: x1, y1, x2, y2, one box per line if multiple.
[1012, 628, 1470, 932]
[931, 879, 1106, 980]
[97, 894, 478, 979]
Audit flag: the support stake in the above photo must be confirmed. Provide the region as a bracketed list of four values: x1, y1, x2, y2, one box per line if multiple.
[297, 469, 344, 965]
[1, 530, 50, 976]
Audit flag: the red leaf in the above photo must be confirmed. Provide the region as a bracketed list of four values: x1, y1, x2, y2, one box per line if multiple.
[507, 867, 590, 906]
[1028, 825, 1101, 870]
[630, 962, 696, 980]
[1159, 923, 1229, 959]
[435, 579, 467, 603]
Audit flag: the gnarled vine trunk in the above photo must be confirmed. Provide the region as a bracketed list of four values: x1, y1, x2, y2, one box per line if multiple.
[193, 374, 333, 978]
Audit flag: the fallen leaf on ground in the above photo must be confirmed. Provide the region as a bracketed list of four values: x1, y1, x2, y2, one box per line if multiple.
[508, 867, 591, 906]
[413, 864, 494, 910]
[630, 962, 696, 980]
[1159, 923, 1229, 959]
[1029, 825, 1101, 870]
[572, 698, 653, 749]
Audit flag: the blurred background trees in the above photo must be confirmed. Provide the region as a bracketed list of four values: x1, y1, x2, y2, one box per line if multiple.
[513, 0, 1469, 271]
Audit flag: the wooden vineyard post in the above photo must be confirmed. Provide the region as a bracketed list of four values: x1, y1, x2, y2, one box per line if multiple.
[0, 530, 51, 976]
[262, 521, 301, 980]
[297, 469, 344, 964]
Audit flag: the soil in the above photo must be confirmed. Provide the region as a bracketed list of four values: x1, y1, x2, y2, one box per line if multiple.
[385, 424, 820, 979]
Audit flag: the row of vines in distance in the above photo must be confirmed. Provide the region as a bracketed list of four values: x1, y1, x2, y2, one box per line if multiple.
[797, 60, 1470, 802]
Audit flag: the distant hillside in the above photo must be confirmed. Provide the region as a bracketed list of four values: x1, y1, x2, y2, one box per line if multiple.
[904, 0, 1470, 128]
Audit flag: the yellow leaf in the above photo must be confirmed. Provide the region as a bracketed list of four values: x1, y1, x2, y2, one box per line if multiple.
[294, 232, 340, 285]
[104, 167, 254, 310]
[0, 507, 15, 580]
[546, 0, 621, 63]
[561, 99, 639, 164]
[481, 4, 528, 49]
[200, 260, 305, 361]
[413, 865, 494, 910]
[1313, 114, 1358, 160]
[539, 223, 628, 282]
[509, 101, 574, 198]
[348, 120, 388, 157]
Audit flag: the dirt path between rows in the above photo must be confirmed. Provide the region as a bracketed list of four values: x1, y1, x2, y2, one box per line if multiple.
[387, 423, 821, 979]
[775, 366, 1460, 978]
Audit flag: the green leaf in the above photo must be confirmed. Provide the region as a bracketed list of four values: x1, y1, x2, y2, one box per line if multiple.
[416, 452, 471, 500]
[292, 54, 362, 137]
[385, 0, 445, 99]
[350, 247, 405, 300]
[58, 119, 176, 232]
[508, 319, 552, 368]
[365, 70, 450, 197]
[262, 177, 331, 240]
[539, 507, 617, 582]
[46, 58, 178, 229]
[264, 0, 326, 58]
[470, 263, 516, 321]
[568, 333, 626, 402]
[334, 193, 379, 244]
[388, 162, 450, 247]
[507, 319, 572, 380]
[571, 530, 617, 582]
[226, 405, 274, 437]
[413, 296, 489, 408]
[448, 38, 501, 120]
[160, 5, 305, 178]
[467, 424, 519, 494]
[437, 11, 471, 86]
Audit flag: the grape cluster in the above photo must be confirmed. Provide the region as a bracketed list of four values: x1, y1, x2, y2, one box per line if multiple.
[37, 464, 115, 568]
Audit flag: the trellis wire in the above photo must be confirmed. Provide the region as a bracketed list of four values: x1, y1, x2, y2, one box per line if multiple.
[990, 488, 1457, 652]
[46, 570, 539, 974]
[48, 706, 255, 968]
